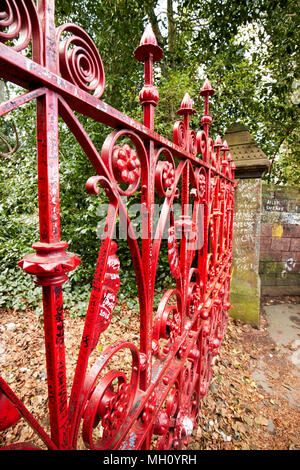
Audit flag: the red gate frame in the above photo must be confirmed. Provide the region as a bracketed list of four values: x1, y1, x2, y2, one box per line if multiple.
[0, 0, 235, 450]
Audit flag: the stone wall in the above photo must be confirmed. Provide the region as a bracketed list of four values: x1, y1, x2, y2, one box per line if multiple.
[259, 184, 300, 296]
[230, 178, 262, 325]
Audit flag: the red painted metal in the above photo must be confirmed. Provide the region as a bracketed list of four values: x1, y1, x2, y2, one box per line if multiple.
[0, 1, 236, 450]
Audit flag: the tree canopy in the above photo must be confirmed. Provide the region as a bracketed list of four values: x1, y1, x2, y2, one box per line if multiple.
[0, 0, 299, 314]
[54, 0, 300, 184]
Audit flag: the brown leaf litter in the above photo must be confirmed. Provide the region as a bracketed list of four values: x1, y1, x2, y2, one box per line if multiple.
[0, 296, 299, 450]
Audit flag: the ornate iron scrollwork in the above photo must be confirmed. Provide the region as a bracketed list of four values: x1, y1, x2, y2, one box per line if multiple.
[0, 1, 235, 450]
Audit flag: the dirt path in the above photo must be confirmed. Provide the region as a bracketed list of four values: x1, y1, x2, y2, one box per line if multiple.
[0, 299, 299, 450]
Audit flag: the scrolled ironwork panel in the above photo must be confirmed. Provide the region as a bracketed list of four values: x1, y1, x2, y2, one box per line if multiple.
[0, 0, 236, 450]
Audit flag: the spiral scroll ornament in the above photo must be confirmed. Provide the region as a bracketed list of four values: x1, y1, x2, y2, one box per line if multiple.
[173, 93, 197, 157]
[173, 120, 186, 151]
[56, 24, 105, 98]
[80, 341, 140, 450]
[0, 0, 41, 57]
[153, 289, 182, 358]
[196, 130, 207, 160]
[173, 122, 198, 156]
[0, 1, 30, 51]
[82, 370, 131, 449]
[188, 130, 197, 157]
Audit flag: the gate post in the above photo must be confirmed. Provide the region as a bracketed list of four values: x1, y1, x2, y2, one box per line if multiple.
[224, 123, 270, 325]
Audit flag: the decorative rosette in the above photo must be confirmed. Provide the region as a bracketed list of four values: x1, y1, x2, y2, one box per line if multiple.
[198, 171, 207, 200]
[112, 143, 141, 185]
[154, 148, 176, 197]
[101, 130, 146, 196]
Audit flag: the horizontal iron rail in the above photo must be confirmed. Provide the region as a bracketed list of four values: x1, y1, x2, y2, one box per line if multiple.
[0, 43, 232, 182]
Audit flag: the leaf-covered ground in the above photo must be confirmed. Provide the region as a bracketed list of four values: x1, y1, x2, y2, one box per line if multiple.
[190, 297, 300, 450]
[0, 297, 299, 450]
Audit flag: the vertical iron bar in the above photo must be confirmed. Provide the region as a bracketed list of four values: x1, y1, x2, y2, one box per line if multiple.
[35, 0, 69, 449]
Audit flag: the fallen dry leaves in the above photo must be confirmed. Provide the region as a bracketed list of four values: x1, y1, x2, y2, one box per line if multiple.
[190, 297, 300, 450]
[0, 297, 299, 450]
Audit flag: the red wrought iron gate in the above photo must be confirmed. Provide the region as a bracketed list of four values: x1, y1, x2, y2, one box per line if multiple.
[0, 0, 235, 450]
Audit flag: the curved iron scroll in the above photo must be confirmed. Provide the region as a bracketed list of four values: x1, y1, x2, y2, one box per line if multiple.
[0, 1, 235, 450]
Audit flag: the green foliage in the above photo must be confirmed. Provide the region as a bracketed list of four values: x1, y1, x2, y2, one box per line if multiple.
[177, 0, 300, 184]
[0, 0, 299, 315]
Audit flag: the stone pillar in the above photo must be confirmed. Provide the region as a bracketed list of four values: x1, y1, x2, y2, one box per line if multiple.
[224, 123, 270, 325]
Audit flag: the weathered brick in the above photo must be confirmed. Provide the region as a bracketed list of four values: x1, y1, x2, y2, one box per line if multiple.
[259, 273, 277, 286]
[282, 251, 300, 262]
[260, 251, 282, 261]
[271, 223, 284, 238]
[259, 260, 285, 274]
[260, 236, 272, 252]
[260, 224, 273, 237]
[270, 237, 291, 252]
[282, 224, 300, 238]
[275, 272, 300, 286]
[262, 285, 300, 296]
[290, 238, 300, 252]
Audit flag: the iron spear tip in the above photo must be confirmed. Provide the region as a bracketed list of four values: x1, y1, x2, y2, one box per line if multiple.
[140, 24, 158, 46]
[200, 78, 215, 96]
[181, 92, 193, 108]
[134, 23, 163, 63]
[176, 92, 196, 115]
[222, 140, 229, 150]
[214, 135, 223, 146]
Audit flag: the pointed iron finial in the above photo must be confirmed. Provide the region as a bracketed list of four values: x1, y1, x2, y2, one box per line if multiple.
[140, 24, 158, 46]
[181, 93, 194, 109]
[221, 144, 230, 173]
[176, 92, 196, 115]
[134, 24, 164, 63]
[231, 161, 236, 178]
[214, 135, 223, 147]
[214, 135, 223, 170]
[200, 78, 214, 134]
[222, 140, 230, 151]
[200, 78, 215, 97]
